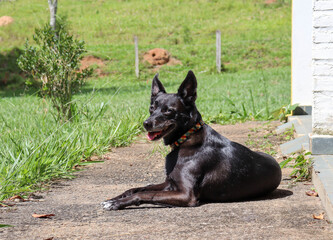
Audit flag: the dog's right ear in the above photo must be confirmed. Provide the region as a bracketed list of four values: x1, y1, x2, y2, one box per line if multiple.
[151, 73, 166, 101]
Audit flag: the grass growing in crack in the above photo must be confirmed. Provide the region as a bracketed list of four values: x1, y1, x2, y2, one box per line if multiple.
[279, 126, 295, 141]
[280, 151, 313, 182]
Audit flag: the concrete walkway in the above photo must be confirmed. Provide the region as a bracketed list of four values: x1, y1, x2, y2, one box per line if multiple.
[277, 115, 333, 221]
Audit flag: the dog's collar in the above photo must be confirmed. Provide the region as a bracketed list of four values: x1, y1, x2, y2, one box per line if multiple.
[171, 120, 205, 149]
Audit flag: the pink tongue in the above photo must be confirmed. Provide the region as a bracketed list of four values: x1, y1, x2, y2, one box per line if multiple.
[147, 131, 161, 140]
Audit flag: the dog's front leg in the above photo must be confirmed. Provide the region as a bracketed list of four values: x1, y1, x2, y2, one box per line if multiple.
[102, 189, 198, 210]
[101, 181, 170, 204]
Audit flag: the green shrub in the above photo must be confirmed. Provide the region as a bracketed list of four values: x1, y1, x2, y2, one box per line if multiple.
[17, 21, 92, 121]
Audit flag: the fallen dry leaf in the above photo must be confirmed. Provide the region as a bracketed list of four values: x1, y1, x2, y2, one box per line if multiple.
[32, 213, 55, 218]
[306, 190, 318, 197]
[90, 155, 99, 161]
[103, 155, 112, 160]
[313, 213, 324, 220]
[8, 195, 24, 202]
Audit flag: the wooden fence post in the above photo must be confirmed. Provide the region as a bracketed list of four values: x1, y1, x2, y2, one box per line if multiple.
[216, 30, 221, 73]
[134, 36, 139, 78]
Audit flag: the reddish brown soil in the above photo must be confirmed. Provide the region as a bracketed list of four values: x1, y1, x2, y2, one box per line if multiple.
[0, 16, 14, 27]
[265, 0, 277, 5]
[80, 56, 106, 77]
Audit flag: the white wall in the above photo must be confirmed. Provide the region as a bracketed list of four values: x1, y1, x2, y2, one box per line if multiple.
[292, 0, 313, 106]
[312, 0, 333, 134]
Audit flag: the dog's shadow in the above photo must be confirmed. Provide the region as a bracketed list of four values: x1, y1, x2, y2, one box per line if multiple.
[251, 188, 293, 201]
[201, 188, 293, 205]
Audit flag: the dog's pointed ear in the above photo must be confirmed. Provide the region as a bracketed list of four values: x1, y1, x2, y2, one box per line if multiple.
[178, 70, 197, 103]
[151, 73, 166, 100]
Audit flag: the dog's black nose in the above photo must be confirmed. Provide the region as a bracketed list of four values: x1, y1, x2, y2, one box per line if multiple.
[143, 120, 152, 130]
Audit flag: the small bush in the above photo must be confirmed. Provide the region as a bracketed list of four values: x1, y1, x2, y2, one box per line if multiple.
[17, 21, 92, 121]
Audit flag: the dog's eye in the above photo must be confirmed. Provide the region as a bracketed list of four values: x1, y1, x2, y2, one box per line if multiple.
[164, 108, 174, 116]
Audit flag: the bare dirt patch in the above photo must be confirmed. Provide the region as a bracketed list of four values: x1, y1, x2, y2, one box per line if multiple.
[1, 121, 332, 239]
[80, 55, 107, 77]
[265, 0, 277, 4]
[0, 16, 14, 27]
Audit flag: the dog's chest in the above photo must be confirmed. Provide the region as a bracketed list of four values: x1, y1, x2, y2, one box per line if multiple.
[165, 147, 199, 176]
[165, 150, 178, 175]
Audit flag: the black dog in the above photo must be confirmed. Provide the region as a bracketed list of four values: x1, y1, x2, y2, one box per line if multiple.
[101, 71, 281, 210]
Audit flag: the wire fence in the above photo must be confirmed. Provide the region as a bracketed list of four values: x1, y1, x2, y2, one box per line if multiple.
[129, 31, 290, 78]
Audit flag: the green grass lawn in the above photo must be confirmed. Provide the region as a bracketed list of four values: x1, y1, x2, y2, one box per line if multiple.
[0, 0, 291, 199]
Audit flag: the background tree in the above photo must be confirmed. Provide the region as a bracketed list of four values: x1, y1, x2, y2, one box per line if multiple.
[48, 0, 57, 31]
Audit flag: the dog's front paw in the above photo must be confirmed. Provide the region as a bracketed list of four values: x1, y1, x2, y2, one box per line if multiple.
[100, 200, 122, 211]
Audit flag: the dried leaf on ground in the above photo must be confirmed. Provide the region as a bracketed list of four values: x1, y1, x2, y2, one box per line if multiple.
[8, 195, 24, 202]
[8, 195, 24, 200]
[32, 213, 55, 218]
[103, 155, 112, 160]
[313, 213, 324, 220]
[306, 190, 318, 197]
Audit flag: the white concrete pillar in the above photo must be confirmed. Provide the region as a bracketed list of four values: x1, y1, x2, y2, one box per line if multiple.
[311, 0, 333, 154]
[292, 0, 313, 114]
